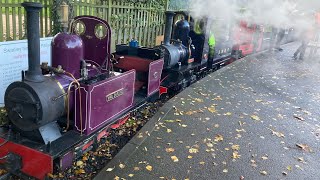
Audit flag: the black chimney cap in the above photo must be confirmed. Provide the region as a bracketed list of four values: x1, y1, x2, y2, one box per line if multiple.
[21, 2, 43, 9]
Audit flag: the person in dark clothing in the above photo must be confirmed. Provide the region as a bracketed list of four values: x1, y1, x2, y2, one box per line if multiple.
[274, 28, 286, 51]
[269, 27, 286, 51]
[293, 13, 319, 60]
[293, 37, 308, 60]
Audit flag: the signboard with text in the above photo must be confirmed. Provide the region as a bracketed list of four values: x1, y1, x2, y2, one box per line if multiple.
[0, 37, 53, 107]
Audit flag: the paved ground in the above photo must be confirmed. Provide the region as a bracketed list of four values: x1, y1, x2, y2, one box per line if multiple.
[95, 42, 320, 180]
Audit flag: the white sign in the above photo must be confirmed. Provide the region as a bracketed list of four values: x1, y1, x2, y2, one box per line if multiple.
[0, 37, 53, 107]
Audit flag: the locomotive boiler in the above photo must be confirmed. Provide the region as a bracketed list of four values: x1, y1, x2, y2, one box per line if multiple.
[158, 11, 192, 68]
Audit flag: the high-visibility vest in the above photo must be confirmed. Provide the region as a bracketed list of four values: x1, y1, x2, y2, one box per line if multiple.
[208, 32, 216, 47]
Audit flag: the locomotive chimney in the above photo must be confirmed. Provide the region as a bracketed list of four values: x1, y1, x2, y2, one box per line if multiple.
[22, 2, 45, 82]
[163, 11, 175, 45]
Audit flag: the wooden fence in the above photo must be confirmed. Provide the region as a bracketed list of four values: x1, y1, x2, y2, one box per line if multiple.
[0, 0, 52, 41]
[0, 0, 170, 48]
[71, 0, 166, 48]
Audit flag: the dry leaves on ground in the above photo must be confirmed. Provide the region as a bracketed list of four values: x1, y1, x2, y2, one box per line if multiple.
[171, 156, 179, 162]
[251, 115, 260, 121]
[146, 165, 153, 171]
[189, 148, 199, 154]
[296, 144, 312, 152]
[214, 134, 224, 142]
[166, 148, 175, 153]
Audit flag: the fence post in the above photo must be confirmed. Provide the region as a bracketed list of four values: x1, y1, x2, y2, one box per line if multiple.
[107, 0, 112, 23]
[52, 0, 62, 35]
[165, 0, 169, 11]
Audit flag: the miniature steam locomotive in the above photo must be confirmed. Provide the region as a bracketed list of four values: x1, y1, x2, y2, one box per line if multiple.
[0, 2, 296, 179]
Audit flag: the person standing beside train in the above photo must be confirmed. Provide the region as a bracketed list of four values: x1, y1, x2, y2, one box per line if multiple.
[269, 27, 285, 52]
[293, 12, 320, 60]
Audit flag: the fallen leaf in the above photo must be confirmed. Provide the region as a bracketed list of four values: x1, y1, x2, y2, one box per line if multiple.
[269, 128, 285, 138]
[166, 148, 175, 152]
[106, 167, 115, 172]
[255, 100, 263, 102]
[189, 148, 199, 154]
[195, 98, 204, 102]
[231, 145, 240, 150]
[187, 155, 193, 159]
[171, 156, 179, 162]
[224, 112, 232, 116]
[293, 115, 304, 121]
[223, 169, 228, 173]
[114, 176, 120, 180]
[207, 143, 214, 148]
[214, 124, 219, 128]
[76, 161, 84, 167]
[47, 174, 56, 179]
[165, 120, 176, 123]
[119, 163, 125, 169]
[128, 174, 134, 177]
[239, 121, 244, 126]
[133, 167, 140, 171]
[251, 115, 260, 121]
[236, 129, 246, 132]
[167, 129, 172, 133]
[82, 156, 88, 161]
[260, 171, 267, 175]
[208, 107, 216, 113]
[199, 161, 205, 165]
[296, 143, 312, 152]
[146, 165, 153, 171]
[181, 124, 188, 128]
[214, 134, 224, 142]
[287, 166, 292, 171]
[186, 111, 195, 115]
[232, 151, 241, 159]
[261, 156, 268, 160]
[295, 164, 303, 170]
[298, 157, 305, 163]
[75, 169, 85, 175]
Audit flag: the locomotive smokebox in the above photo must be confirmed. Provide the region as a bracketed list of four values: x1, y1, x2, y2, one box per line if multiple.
[22, 2, 45, 82]
[157, 11, 189, 68]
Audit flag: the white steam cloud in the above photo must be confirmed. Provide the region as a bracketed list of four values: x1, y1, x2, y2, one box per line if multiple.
[189, 0, 320, 35]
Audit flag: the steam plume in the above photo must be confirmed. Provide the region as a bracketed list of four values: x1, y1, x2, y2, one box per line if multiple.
[189, 0, 320, 34]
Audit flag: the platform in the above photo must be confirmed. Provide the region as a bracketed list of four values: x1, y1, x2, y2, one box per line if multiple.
[94, 42, 320, 180]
